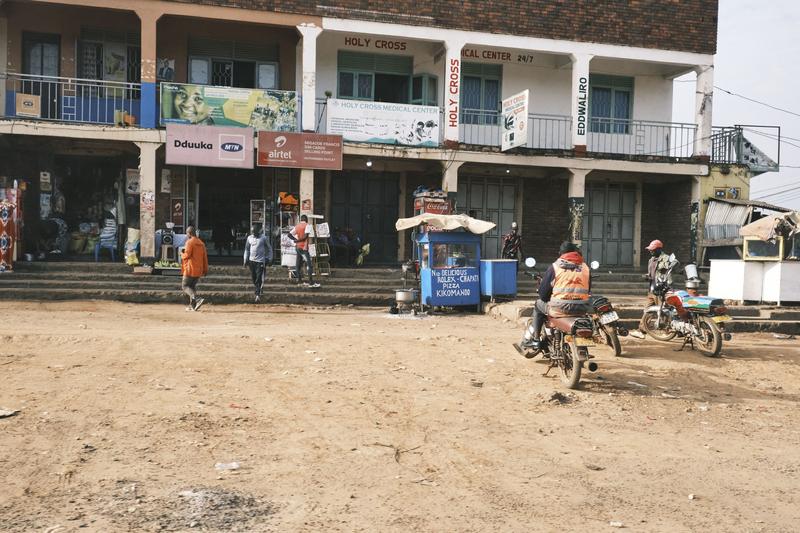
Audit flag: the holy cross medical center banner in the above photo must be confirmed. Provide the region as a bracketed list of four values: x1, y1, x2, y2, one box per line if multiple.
[161, 83, 298, 132]
[326, 98, 440, 147]
[501, 89, 529, 151]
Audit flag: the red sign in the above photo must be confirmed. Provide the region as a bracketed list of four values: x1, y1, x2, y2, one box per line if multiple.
[171, 198, 184, 227]
[257, 132, 343, 170]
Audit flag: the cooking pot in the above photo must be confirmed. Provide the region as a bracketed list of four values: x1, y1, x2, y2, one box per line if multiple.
[395, 289, 419, 304]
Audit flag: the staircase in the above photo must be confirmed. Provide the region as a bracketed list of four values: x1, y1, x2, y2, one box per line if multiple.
[1, 262, 651, 307]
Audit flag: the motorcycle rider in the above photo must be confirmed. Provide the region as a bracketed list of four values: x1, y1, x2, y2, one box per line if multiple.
[501, 222, 524, 270]
[520, 241, 591, 351]
[630, 239, 676, 339]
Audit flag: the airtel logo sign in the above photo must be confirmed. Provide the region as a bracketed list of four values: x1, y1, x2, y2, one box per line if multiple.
[274, 136, 288, 148]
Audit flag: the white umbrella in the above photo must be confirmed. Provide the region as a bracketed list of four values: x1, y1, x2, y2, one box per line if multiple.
[395, 213, 496, 235]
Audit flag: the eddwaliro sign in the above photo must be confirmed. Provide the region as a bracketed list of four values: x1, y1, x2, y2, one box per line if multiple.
[166, 124, 254, 169]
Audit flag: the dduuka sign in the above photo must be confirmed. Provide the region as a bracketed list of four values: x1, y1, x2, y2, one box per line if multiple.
[166, 124, 254, 168]
[257, 132, 343, 170]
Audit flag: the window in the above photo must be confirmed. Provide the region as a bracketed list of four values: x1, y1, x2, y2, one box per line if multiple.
[187, 38, 279, 88]
[411, 74, 438, 106]
[77, 28, 140, 98]
[337, 51, 413, 103]
[461, 63, 501, 125]
[589, 74, 633, 134]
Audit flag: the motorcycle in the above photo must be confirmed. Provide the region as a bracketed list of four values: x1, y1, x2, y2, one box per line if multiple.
[589, 294, 628, 357]
[513, 257, 599, 389]
[641, 256, 732, 357]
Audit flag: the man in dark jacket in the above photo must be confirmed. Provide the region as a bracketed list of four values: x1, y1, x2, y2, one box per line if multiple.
[520, 241, 591, 351]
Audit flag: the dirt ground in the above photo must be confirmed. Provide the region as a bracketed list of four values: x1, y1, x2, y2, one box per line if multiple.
[1, 300, 800, 532]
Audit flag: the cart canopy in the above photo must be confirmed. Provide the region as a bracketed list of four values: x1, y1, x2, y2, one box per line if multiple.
[739, 211, 800, 241]
[395, 213, 496, 235]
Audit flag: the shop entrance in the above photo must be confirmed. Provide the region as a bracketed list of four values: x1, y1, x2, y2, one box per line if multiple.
[582, 182, 636, 267]
[196, 167, 262, 257]
[330, 172, 399, 264]
[456, 176, 518, 258]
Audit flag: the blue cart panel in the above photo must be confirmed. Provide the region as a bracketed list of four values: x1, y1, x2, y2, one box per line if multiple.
[421, 266, 480, 306]
[480, 259, 518, 297]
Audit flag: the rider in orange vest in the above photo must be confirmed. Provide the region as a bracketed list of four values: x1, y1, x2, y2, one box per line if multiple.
[521, 241, 591, 350]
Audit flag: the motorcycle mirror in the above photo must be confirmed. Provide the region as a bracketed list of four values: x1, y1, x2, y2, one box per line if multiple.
[590, 260, 600, 270]
[524, 257, 536, 268]
[668, 253, 677, 263]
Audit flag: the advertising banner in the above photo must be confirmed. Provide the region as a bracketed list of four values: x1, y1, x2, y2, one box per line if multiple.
[425, 267, 480, 306]
[166, 124, 255, 169]
[160, 83, 297, 132]
[501, 89, 529, 151]
[257, 132, 343, 170]
[326, 98, 440, 147]
[15, 93, 41, 118]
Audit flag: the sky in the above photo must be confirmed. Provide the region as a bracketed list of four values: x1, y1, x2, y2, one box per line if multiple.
[672, 0, 800, 209]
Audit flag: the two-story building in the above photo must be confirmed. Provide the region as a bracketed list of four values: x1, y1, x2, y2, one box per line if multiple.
[0, 0, 730, 270]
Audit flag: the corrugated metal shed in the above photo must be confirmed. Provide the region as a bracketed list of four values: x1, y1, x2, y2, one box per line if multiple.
[704, 200, 750, 243]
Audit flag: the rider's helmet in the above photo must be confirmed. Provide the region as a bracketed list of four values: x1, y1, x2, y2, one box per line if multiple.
[646, 239, 664, 251]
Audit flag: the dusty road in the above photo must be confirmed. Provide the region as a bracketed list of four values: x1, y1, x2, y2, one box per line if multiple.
[1, 300, 800, 532]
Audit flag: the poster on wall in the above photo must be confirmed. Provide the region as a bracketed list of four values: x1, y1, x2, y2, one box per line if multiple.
[166, 124, 255, 169]
[15, 93, 41, 118]
[160, 169, 172, 194]
[104, 42, 127, 83]
[326, 98, 440, 147]
[157, 59, 176, 82]
[171, 198, 184, 227]
[257, 132, 343, 170]
[125, 169, 140, 195]
[160, 83, 298, 132]
[501, 89, 529, 152]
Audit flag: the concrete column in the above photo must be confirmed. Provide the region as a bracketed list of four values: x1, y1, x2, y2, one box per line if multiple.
[136, 9, 161, 129]
[443, 40, 465, 146]
[299, 168, 314, 216]
[0, 17, 7, 117]
[690, 176, 702, 264]
[567, 168, 589, 245]
[570, 54, 593, 152]
[297, 23, 322, 132]
[442, 161, 463, 201]
[398, 171, 407, 261]
[693, 65, 714, 158]
[136, 142, 160, 260]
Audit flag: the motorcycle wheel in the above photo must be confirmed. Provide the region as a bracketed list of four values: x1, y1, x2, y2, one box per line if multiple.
[559, 338, 582, 389]
[602, 325, 622, 357]
[696, 317, 722, 357]
[642, 311, 677, 342]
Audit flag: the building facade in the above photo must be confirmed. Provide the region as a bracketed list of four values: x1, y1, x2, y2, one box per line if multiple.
[0, 0, 722, 268]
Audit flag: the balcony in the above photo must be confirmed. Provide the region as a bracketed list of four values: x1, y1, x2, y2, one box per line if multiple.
[2, 72, 141, 126]
[315, 99, 700, 160]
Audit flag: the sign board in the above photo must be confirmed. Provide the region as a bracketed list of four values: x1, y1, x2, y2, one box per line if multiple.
[125, 169, 140, 195]
[166, 124, 254, 169]
[257, 132, 343, 170]
[160, 83, 297, 132]
[15, 93, 41, 118]
[426, 267, 480, 306]
[501, 89, 529, 151]
[39, 172, 52, 192]
[326, 98, 440, 147]
[171, 198, 184, 227]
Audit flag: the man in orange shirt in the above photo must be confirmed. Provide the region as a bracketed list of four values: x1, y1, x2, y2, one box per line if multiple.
[181, 225, 209, 311]
[289, 215, 319, 288]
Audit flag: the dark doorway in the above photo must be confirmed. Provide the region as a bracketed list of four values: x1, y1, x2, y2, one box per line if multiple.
[22, 32, 60, 119]
[375, 74, 410, 103]
[331, 172, 399, 264]
[582, 182, 636, 267]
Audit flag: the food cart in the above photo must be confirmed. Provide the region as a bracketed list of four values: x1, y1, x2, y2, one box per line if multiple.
[396, 213, 495, 313]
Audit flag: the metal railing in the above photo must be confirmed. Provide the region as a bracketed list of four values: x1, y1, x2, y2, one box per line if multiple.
[586, 117, 697, 158]
[710, 125, 781, 171]
[2, 72, 141, 126]
[459, 109, 572, 150]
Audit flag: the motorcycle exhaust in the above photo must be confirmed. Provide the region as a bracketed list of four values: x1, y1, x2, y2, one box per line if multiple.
[723, 333, 732, 341]
[617, 326, 629, 337]
[587, 362, 598, 372]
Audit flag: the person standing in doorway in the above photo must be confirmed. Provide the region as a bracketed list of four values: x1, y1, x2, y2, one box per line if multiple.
[502, 221, 524, 270]
[181, 225, 209, 311]
[289, 215, 320, 288]
[243, 225, 273, 302]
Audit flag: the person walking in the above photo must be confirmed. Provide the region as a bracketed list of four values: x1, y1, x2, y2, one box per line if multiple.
[243, 224, 273, 302]
[181, 225, 209, 311]
[501, 221, 524, 270]
[289, 215, 320, 288]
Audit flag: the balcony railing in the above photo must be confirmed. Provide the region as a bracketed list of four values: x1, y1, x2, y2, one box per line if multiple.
[587, 118, 697, 159]
[460, 109, 572, 150]
[2, 72, 141, 126]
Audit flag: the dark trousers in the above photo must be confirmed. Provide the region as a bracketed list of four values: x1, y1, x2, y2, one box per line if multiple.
[181, 276, 200, 305]
[248, 261, 266, 296]
[295, 248, 313, 282]
[531, 299, 549, 340]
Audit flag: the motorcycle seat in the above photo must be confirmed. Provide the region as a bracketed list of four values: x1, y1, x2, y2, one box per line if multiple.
[547, 316, 578, 333]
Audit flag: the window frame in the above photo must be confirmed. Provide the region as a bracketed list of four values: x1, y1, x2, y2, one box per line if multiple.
[337, 70, 375, 100]
[460, 63, 502, 125]
[411, 74, 438, 107]
[589, 74, 634, 134]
